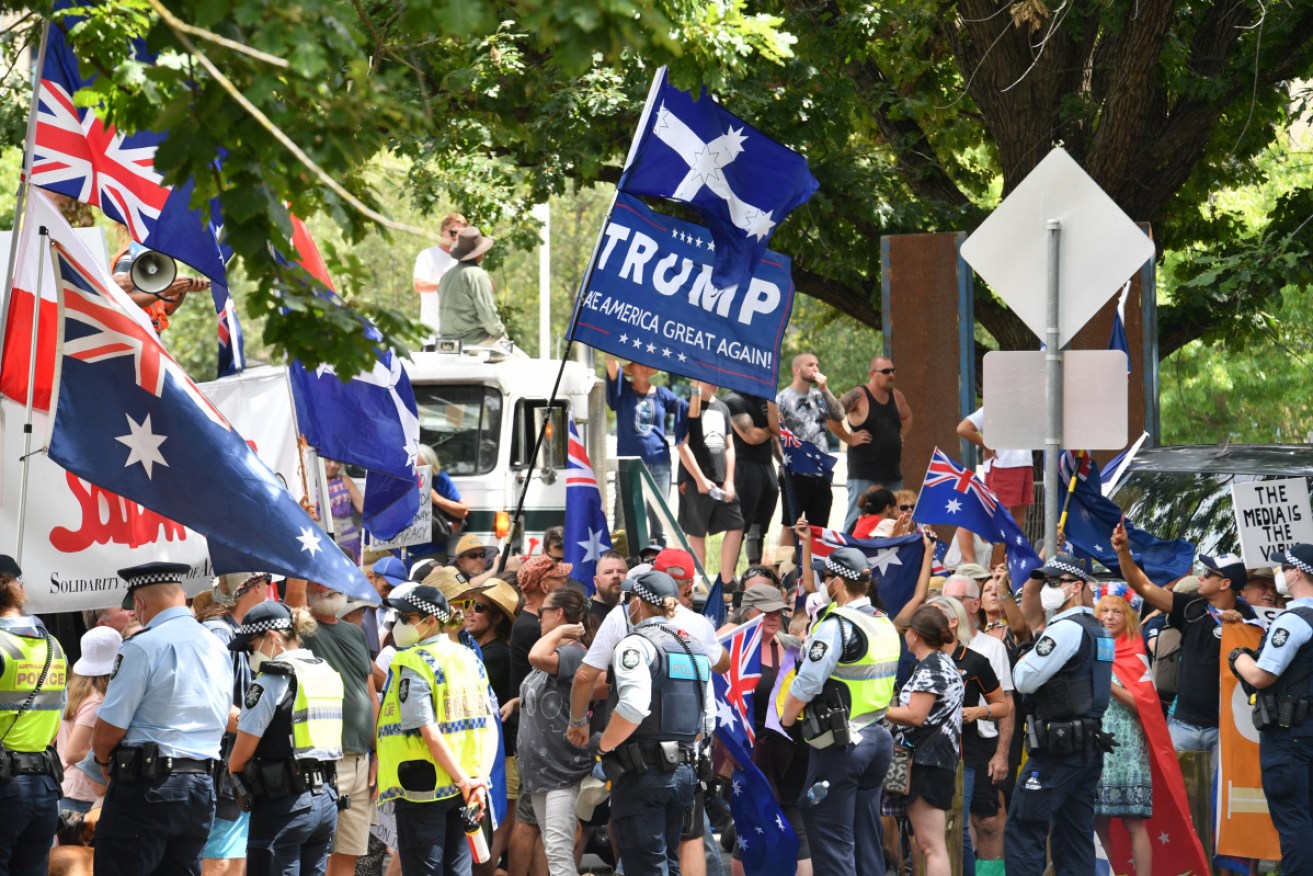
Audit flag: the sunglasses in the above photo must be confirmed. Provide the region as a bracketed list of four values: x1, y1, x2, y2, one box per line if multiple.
[874, 368, 896, 375]
[899, 504, 914, 511]
[459, 551, 486, 561]
[446, 229, 461, 238]
[1044, 576, 1083, 587]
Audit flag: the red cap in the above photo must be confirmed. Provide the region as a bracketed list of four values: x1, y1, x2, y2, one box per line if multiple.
[654, 548, 696, 581]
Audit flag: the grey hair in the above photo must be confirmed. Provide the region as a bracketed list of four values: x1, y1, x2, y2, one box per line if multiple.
[416, 444, 440, 470]
[943, 575, 980, 600]
[927, 595, 973, 647]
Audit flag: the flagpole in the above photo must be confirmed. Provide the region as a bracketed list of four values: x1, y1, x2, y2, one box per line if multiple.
[0, 20, 51, 355]
[1056, 449, 1085, 539]
[14, 227, 49, 563]
[501, 69, 666, 567]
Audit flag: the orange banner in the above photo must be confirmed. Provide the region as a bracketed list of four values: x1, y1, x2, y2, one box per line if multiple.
[1216, 622, 1282, 859]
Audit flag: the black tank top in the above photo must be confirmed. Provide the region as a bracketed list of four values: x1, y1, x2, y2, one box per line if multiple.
[847, 386, 902, 482]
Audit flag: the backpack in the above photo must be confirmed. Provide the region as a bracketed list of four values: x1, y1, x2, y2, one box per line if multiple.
[1151, 625, 1182, 709]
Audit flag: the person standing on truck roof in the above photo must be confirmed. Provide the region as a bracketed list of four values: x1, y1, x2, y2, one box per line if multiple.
[438, 227, 510, 349]
[413, 212, 468, 343]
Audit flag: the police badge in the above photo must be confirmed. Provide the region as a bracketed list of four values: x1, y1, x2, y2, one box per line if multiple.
[110, 654, 123, 680]
[621, 648, 641, 670]
[399, 678, 410, 702]
[808, 640, 828, 662]
[245, 684, 263, 709]
[1272, 628, 1290, 648]
[1035, 636, 1056, 657]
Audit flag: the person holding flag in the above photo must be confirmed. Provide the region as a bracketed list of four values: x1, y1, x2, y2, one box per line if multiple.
[779, 546, 901, 876]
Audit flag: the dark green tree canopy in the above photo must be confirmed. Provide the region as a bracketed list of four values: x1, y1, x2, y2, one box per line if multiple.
[2, 0, 1309, 373]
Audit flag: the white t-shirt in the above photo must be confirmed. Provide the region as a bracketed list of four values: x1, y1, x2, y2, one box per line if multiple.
[967, 408, 1030, 469]
[968, 628, 1013, 739]
[583, 603, 725, 671]
[413, 245, 457, 335]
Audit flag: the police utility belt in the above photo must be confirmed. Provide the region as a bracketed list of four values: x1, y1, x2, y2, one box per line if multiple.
[0, 746, 61, 784]
[1252, 691, 1313, 732]
[108, 744, 217, 781]
[1026, 717, 1114, 757]
[230, 757, 338, 809]
[600, 740, 698, 783]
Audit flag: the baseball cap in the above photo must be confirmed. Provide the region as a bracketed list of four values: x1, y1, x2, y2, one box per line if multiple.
[373, 556, 408, 588]
[1273, 544, 1313, 577]
[954, 562, 991, 580]
[385, 584, 452, 621]
[1200, 553, 1246, 590]
[811, 547, 869, 580]
[1030, 553, 1094, 583]
[653, 548, 695, 581]
[622, 571, 680, 605]
[228, 602, 294, 651]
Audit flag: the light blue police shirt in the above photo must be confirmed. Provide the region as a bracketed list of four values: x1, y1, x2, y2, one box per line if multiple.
[1013, 606, 1098, 695]
[1256, 596, 1313, 676]
[97, 605, 232, 759]
[790, 597, 874, 703]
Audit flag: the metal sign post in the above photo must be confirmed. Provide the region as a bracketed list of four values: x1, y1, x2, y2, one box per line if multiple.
[1044, 220, 1062, 557]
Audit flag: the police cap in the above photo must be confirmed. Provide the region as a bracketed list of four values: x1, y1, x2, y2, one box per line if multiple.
[228, 601, 294, 651]
[118, 561, 191, 608]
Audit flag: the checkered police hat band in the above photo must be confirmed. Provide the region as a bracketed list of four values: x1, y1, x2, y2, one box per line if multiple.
[631, 580, 666, 606]
[825, 556, 862, 580]
[1047, 560, 1090, 582]
[236, 617, 293, 636]
[126, 572, 182, 588]
[1286, 554, 1313, 576]
[406, 597, 451, 623]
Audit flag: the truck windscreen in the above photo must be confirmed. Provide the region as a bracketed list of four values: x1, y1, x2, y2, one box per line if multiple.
[414, 384, 502, 475]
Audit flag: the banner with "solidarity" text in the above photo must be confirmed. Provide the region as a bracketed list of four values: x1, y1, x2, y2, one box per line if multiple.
[569, 194, 794, 398]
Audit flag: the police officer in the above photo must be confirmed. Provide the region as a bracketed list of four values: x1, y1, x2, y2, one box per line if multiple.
[0, 555, 66, 875]
[227, 601, 344, 875]
[597, 570, 714, 876]
[92, 562, 232, 876]
[1004, 554, 1113, 876]
[1228, 543, 1313, 874]
[780, 546, 900, 876]
[376, 585, 497, 876]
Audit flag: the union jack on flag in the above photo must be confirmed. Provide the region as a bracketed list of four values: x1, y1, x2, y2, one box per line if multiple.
[712, 614, 763, 750]
[923, 446, 999, 514]
[563, 418, 611, 591]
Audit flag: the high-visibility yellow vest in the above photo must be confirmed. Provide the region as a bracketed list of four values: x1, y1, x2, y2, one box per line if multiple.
[376, 638, 490, 805]
[0, 629, 66, 752]
[281, 655, 344, 762]
[820, 605, 899, 717]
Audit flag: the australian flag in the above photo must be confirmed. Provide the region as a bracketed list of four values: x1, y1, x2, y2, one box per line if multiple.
[1060, 451, 1194, 586]
[912, 448, 1042, 591]
[33, 6, 236, 362]
[620, 67, 818, 291]
[283, 217, 420, 541]
[45, 242, 375, 602]
[809, 528, 929, 619]
[711, 616, 799, 876]
[780, 425, 835, 478]
[563, 418, 611, 592]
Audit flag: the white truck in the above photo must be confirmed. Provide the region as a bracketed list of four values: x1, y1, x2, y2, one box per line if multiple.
[403, 347, 599, 556]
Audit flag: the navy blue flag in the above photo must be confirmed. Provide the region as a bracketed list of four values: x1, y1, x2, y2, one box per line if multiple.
[569, 194, 794, 399]
[780, 425, 835, 478]
[718, 733, 800, 876]
[45, 242, 374, 602]
[361, 471, 423, 543]
[911, 448, 1042, 591]
[702, 575, 727, 628]
[563, 419, 612, 592]
[620, 68, 818, 291]
[1060, 452, 1194, 586]
[711, 615, 763, 751]
[810, 529, 927, 619]
[33, 6, 235, 358]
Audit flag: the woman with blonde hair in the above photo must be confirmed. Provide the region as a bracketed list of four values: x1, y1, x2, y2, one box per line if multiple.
[57, 627, 121, 817]
[1093, 584, 1153, 875]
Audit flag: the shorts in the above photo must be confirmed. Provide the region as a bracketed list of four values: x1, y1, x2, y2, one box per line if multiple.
[678, 484, 745, 537]
[968, 767, 1001, 817]
[504, 755, 521, 800]
[985, 463, 1033, 508]
[734, 459, 779, 529]
[203, 811, 250, 860]
[515, 790, 538, 826]
[331, 752, 371, 857]
[906, 763, 956, 811]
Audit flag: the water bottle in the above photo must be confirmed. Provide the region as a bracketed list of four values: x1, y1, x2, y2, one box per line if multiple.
[708, 485, 726, 501]
[805, 779, 830, 806]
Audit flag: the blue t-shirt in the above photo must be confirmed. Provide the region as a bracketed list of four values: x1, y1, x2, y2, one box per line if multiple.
[606, 371, 686, 466]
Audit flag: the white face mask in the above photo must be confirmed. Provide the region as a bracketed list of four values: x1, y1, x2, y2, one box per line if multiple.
[248, 636, 276, 672]
[1041, 583, 1070, 614]
[392, 621, 422, 649]
[1275, 569, 1290, 596]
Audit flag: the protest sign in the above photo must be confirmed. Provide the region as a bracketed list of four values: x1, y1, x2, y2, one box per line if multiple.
[569, 194, 794, 398]
[1216, 621, 1281, 860]
[1230, 477, 1313, 567]
[363, 466, 433, 552]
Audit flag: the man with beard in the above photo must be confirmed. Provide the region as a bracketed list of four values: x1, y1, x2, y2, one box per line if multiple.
[591, 551, 628, 625]
[292, 580, 379, 876]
